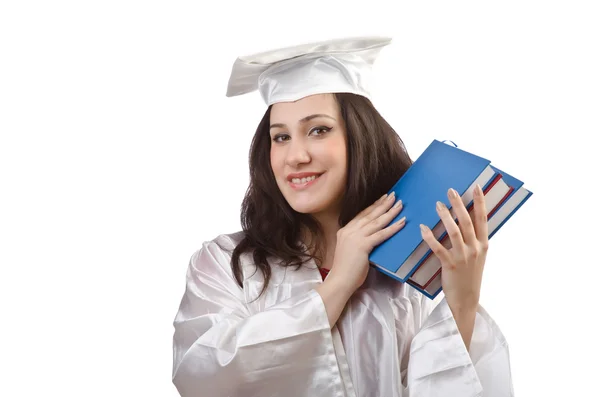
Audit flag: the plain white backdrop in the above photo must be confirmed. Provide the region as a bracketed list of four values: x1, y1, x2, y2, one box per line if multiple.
[1, 1, 598, 396]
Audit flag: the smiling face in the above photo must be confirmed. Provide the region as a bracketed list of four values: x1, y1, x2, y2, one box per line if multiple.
[269, 94, 348, 218]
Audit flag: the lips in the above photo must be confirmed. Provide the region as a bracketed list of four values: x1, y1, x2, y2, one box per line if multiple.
[286, 172, 324, 190]
[286, 172, 324, 183]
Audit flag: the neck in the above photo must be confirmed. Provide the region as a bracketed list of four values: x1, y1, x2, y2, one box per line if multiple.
[305, 210, 340, 270]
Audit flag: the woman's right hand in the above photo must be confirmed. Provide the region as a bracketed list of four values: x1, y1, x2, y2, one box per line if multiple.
[327, 192, 406, 297]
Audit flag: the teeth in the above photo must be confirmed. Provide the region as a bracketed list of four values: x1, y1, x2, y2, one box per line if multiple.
[292, 175, 318, 184]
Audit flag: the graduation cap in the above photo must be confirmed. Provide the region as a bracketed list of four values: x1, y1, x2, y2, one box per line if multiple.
[225, 36, 392, 106]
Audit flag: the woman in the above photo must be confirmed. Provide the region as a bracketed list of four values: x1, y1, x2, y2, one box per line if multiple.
[172, 37, 513, 396]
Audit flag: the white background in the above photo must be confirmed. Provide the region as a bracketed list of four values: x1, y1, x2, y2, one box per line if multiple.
[1, 1, 598, 396]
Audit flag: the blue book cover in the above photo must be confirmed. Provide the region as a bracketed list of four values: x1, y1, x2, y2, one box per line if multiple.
[368, 139, 495, 281]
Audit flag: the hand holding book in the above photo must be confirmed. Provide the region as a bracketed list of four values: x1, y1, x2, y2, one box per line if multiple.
[327, 192, 406, 295]
[420, 185, 488, 312]
[419, 184, 490, 350]
[316, 191, 406, 327]
[367, 139, 533, 299]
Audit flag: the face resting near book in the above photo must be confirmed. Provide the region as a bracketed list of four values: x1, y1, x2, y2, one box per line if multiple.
[269, 94, 348, 219]
[264, 92, 412, 228]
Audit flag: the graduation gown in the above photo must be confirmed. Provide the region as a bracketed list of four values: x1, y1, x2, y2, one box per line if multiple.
[172, 232, 514, 397]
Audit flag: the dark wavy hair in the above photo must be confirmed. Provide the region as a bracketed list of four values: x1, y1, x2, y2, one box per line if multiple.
[230, 93, 413, 295]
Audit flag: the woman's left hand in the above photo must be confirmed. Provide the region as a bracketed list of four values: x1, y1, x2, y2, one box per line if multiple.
[420, 184, 489, 313]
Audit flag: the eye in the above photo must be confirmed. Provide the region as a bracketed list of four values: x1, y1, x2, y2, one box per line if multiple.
[309, 126, 332, 136]
[272, 133, 290, 143]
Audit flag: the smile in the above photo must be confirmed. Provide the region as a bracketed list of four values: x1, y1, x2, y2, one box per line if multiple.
[292, 175, 318, 184]
[288, 173, 323, 189]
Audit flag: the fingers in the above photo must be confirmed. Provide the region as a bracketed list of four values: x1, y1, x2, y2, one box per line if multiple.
[472, 184, 489, 243]
[358, 192, 398, 228]
[368, 214, 407, 247]
[353, 191, 406, 247]
[420, 224, 452, 264]
[447, 188, 477, 245]
[435, 200, 465, 251]
[363, 196, 404, 234]
[348, 193, 390, 227]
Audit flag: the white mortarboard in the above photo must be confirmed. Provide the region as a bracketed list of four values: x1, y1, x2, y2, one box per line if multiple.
[225, 36, 392, 106]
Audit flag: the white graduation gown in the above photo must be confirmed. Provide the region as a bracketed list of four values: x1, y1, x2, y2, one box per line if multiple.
[172, 232, 514, 397]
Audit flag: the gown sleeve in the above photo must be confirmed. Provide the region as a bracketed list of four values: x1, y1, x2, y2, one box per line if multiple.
[171, 240, 335, 397]
[401, 293, 514, 397]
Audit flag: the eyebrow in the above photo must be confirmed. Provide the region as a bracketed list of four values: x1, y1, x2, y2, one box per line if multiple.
[269, 114, 336, 129]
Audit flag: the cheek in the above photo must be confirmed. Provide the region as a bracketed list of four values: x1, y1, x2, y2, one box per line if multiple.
[269, 149, 284, 176]
[321, 140, 347, 170]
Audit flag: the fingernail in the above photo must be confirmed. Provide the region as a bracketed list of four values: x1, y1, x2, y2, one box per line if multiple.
[474, 184, 483, 196]
[396, 216, 406, 224]
[380, 193, 388, 201]
[436, 201, 445, 211]
[393, 199, 403, 209]
[420, 224, 428, 233]
[448, 188, 458, 198]
[388, 191, 396, 200]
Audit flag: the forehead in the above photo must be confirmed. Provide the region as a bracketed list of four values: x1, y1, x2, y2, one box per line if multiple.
[270, 94, 340, 123]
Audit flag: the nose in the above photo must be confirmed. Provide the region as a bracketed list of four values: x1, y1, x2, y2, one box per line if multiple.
[285, 137, 311, 167]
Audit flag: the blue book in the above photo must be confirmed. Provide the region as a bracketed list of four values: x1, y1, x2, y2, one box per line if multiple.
[407, 167, 533, 299]
[368, 139, 497, 282]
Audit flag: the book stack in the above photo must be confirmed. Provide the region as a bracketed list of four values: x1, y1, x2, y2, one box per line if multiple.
[368, 139, 533, 299]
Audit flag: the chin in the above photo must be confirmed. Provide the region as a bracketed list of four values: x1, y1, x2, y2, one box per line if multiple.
[287, 193, 342, 216]
[277, 179, 345, 216]
[288, 201, 328, 215]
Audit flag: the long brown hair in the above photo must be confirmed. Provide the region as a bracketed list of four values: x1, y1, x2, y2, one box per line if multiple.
[229, 93, 413, 295]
